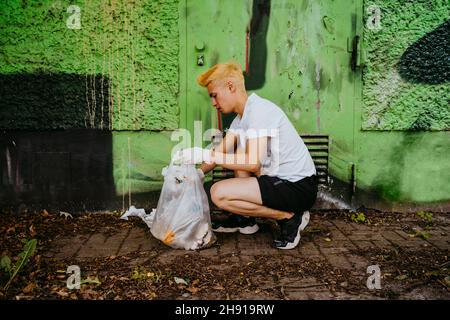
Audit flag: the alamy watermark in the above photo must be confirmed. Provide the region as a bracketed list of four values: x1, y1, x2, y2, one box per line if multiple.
[366, 5, 382, 31]
[66, 265, 81, 289]
[366, 265, 381, 290]
[66, 5, 81, 29]
[170, 121, 280, 172]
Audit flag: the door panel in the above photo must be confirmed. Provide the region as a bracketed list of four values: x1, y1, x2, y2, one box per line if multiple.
[185, 0, 250, 139]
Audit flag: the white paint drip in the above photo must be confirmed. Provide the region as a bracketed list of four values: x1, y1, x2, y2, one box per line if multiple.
[128, 136, 131, 208]
[6, 147, 12, 185]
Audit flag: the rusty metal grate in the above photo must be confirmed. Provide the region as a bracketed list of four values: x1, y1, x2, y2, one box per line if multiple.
[300, 134, 329, 186]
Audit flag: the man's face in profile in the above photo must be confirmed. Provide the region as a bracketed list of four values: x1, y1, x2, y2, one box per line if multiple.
[207, 80, 236, 114]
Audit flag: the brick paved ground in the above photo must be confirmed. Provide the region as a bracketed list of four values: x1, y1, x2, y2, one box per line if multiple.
[43, 212, 450, 300]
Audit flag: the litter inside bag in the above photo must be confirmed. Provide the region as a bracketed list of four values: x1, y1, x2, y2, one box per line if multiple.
[121, 164, 215, 250]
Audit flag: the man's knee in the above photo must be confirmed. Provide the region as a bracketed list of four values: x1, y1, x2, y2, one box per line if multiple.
[211, 182, 227, 208]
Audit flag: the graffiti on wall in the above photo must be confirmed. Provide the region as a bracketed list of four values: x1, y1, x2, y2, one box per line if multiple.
[398, 20, 450, 85]
[362, 0, 450, 131]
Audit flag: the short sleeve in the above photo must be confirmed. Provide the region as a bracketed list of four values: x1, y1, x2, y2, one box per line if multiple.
[245, 107, 279, 139]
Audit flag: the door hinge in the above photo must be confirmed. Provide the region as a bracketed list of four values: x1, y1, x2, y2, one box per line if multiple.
[347, 35, 366, 70]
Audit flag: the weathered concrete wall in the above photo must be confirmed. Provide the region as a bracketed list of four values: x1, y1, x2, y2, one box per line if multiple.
[0, 0, 179, 130]
[362, 0, 450, 130]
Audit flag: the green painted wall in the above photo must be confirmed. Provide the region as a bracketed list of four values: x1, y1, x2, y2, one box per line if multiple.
[0, 0, 179, 130]
[354, 131, 450, 204]
[354, 0, 450, 207]
[362, 0, 450, 130]
[1, 0, 449, 209]
[112, 131, 175, 195]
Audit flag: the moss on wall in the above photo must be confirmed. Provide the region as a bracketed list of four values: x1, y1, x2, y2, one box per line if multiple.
[0, 0, 179, 130]
[362, 0, 450, 130]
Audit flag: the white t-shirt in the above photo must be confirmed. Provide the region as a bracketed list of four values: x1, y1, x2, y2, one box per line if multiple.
[228, 93, 316, 182]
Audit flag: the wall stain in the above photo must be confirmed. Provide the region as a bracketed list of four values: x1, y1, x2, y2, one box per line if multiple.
[244, 0, 271, 90]
[315, 60, 321, 131]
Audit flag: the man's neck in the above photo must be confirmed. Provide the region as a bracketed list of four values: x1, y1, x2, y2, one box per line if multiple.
[235, 91, 249, 117]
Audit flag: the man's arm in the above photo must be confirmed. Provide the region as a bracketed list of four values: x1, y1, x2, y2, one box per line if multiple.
[200, 131, 238, 174]
[211, 136, 268, 173]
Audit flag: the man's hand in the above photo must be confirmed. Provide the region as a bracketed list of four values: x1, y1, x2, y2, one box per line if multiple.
[173, 147, 212, 165]
[197, 168, 205, 183]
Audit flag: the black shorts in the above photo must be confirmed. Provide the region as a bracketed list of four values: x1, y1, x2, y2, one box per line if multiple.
[256, 175, 318, 214]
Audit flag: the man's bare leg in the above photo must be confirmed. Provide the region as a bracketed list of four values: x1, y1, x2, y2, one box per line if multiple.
[210, 177, 294, 220]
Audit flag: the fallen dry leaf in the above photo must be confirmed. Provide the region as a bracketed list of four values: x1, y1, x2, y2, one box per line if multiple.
[29, 224, 36, 237]
[56, 289, 69, 298]
[22, 283, 36, 294]
[186, 287, 200, 294]
[213, 285, 225, 290]
[118, 277, 130, 281]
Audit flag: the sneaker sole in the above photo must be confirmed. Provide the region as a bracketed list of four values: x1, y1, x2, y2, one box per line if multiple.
[299, 210, 310, 232]
[277, 211, 310, 250]
[212, 224, 259, 235]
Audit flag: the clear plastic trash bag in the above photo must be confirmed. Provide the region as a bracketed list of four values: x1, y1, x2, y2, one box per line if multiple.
[149, 163, 216, 250]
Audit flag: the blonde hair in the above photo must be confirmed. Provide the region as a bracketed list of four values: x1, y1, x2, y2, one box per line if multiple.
[197, 62, 245, 90]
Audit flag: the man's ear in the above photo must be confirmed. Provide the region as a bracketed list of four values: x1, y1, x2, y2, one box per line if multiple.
[227, 80, 236, 93]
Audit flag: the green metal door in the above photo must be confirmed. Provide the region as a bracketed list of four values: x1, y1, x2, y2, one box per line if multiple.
[181, 0, 363, 161]
[181, 0, 250, 139]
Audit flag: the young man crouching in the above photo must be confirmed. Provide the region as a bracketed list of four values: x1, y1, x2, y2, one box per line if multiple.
[175, 62, 318, 250]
